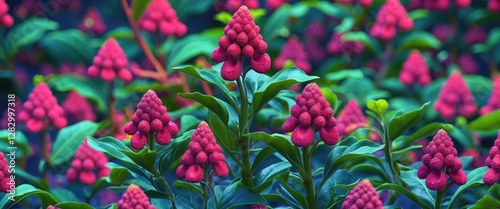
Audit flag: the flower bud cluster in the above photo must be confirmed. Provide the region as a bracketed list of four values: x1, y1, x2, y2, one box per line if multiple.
[327, 33, 365, 56]
[62, 91, 96, 123]
[434, 71, 477, 119]
[432, 24, 454, 43]
[117, 184, 157, 209]
[480, 76, 500, 115]
[79, 7, 106, 36]
[464, 25, 487, 46]
[490, 0, 500, 12]
[484, 132, 500, 185]
[369, 0, 413, 41]
[66, 138, 110, 185]
[457, 53, 478, 74]
[87, 38, 133, 82]
[0, 153, 10, 193]
[274, 36, 311, 73]
[138, 0, 187, 37]
[399, 50, 432, 86]
[215, 0, 259, 13]
[0, 0, 13, 28]
[341, 180, 384, 209]
[266, 0, 289, 11]
[337, 0, 373, 7]
[336, 99, 368, 137]
[409, 0, 470, 11]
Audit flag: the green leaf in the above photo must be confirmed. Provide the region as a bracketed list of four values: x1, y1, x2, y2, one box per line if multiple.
[49, 121, 99, 165]
[48, 75, 108, 111]
[0, 184, 59, 209]
[178, 92, 236, 125]
[392, 123, 453, 150]
[217, 187, 266, 209]
[376, 183, 432, 209]
[214, 12, 232, 24]
[325, 69, 364, 81]
[334, 17, 354, 33]
[54, 202, 94, 209]
[165, 34, 218, 70]
[87, 136, 135, 166]
[132, 0, 152, 21]
[104, 27, 134, 39]
[4, 18, 59, 57]
[367, 99, 389, 117]
[173, 65, 237, 108]
[157, 130, 192, 174]
[470, 195, 500, 209]
[174, 180, 204, 195]
[121, 148, 159, 175]
[50, 188, 79, 202]
[311, 1, 349, 18]
[321, 88, 339, 113]
[207, 112, 239, 153]
[109, 167, 131, 185]
[388, 102, 429, 141]
[179, 115, 201, 134]
[397, 31, 441, 51]
[250, 146, 275, 173]
[261, 4, 290, 41]
[278, 175, 308, 208]
[247, 132, 304, 176]
[0, 130, 32, 158]
[169, 0, 215, 18]
[447, 166, 488, 209]
[400, 169, 435, 206]
[468, 110, 500, 132]
[40, 29, 94, 63]
[249, 67, 318, 117]
[254, 161, 291, 190]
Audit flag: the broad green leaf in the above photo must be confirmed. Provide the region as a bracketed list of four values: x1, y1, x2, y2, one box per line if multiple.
[217, 187, 266, 209]
[321, 88, 339, 113]
[49, 121, 99, 165]
[392, 145, 422, 161]
[179, 115, 201, 134]
[207, 112, 239, 153]
[468, 111, 500, 132]
[249, 67, 318, 117]
[165, 34, 218, 70]
[174, 180, 203, 195]
[392, 122, 453, 150]
[178, 92, 236, 125]
[0, 130, 32, 158]
[214, 12, 232, 24]
[254, 161, 291, 190]
[54, 202, 94, 209]
[173, 65, 237, 108]
[250, 146, 275, 173]
[289, 2, 309, 18]
[132, 0, 152, 21]
[122, 148, 159, 175]
[278, 176, 308, 208]
[311, 1, 349, 18]
[397, 31, 441, 51]
[247, 132, 304, 176]
[48, 75, 108, 111]
[109, 167, 131, 185]
[4, 18, 59, 56]
[334, 17, 354, 33]
[376, 183, 432, 209]
[157, 130, 193, 174]
[50, 188, 79, 202]
[0, 184, 59, 209]
[169, 0, 215, 18]
[325, 69, 364, 81]
[40, 29, 94, 63]
[87, 136, 135, 166]
[367, 99, 389, 117]
[15, 169, 49, 190]
[261, 4, 290, 41]
[447, 166, 488, 209]
[400, 170, 435, 206]
[105, 27, 134, 39]
[388, 102, 429, 141]
[470, 195, 500, 209]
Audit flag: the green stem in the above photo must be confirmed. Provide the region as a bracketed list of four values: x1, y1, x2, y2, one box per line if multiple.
[302, 146, 317, 209]
[202, 171, 208, 209]
[39, 125, 50, 183]
[158, 175, 176, 209]
[208, 172, 218, 207]
[380, 119, 400, 204]
[148, 131, 155, 151]
[236, 76, 253, 188]
[108, 81, 116, 135]
[435, 183, 452, 209]
[375, 40, 394, 87]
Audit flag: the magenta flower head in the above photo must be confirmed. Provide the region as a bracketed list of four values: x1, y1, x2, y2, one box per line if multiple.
[417, 129, 467, 190]
[457, 52, 479, 74]
[480, 76, 500, 115]
[410, 0, 470, 11]
[484, 132, 500, 185]
[66, 138, 110, 185]
[117, 184, 157, 209]
[464, 25, 487, 46]
[341, 179, 384, 209]
[336, 99, 368, 136]
[282, 83, 339, 147]
[274, 36, 311, 74]
[176, 122, 229, 183]
[0, 153, 11, 193]
[434, 71, 477, 119]
[490, 0, 500, 12]
[88, 38, 133, 83]
[432, 24, 454, 43]
[124, 90, 178, 150]
[369, 0, 413, 41]
[215, 0, 259, 13]
[79, 7, 106, 36]
[266, 0, 289, 11]
[251, 204, 267, 209]
[305, 20, 327, 41]
[327, 32, 365, 56]
[62, 91, 96, 122]
[338, 0, 373, 7]
[138, 0, 187, 37]
[0, 0, 13, 28]
[18, 82, 67, 133]
[211, 6, 271, 81]
[399, 50, 431, 86]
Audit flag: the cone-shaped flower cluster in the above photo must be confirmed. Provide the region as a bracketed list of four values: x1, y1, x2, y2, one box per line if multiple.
[417, 129, 467, 190]
[464, 26, 487, 46]
[117, 184, 156, 209]
[124, 90, 179, 150]
[432, 24, 454, 43]
[87, 38, 133, 82]
[484, 132, 500, 185]
[211, 6, 271, 81]
[0, 0, 13, 28]
[399, 50, 432, 86]
[18, 82, 67, 133]
[338, 0, 373, 7]
[66, 138, 110, 185]
[434, 71, 477, 119]
[327, 33, 365, 56]
[0, 153, 11, 193]
[480, 76, 500, 115]
[274, 36, 311, 73]
[305, 20, 327, 40]
[282, 83, 339, 147]
[62, 91, 96, 122]
[341, 180, 383, 209]
[369, 0, 413, 41]
[409, 0, 470, 11]
[266, 0, 289, 11]
[457, 53, 478, 74]
[79, 7, 106, 36]
[336, 99, 368, 137]
[176, 122, 229, 183]
[490, 0, 500, 12]
[215, 0, 259, 13]
[138, 0, 187, 37]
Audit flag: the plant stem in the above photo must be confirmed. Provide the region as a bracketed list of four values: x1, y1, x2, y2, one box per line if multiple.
[302, 146, 317, 209]
[375, 40, 394, 87]
[39, 126, 49, 183]
[148, 131, 155, 151]
[435, 182, 452, 209]
[202, 171, 209, 209]
[208, 172, 218, 207]
[108, 81, 116, 135]
[236, 76, 252, 188]
[158, 175, 176, 209]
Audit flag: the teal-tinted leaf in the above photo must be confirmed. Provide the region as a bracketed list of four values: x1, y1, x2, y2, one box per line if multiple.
[174, 180, 203, 195]
[40, 29, 94, 63]
[249, 67, 317, 117]
[217, 187, 266, 209]
[48, 75, 108, 111]
[392, 145, 422, 161]
[311, 1, 349, 18]
[397, 31, 441, 51]
[50, 188, 79, 202]
[377, 183, 432, 209]
[334, 17, 354, 33]
[254, 161, 291, 189]
[487, 28, 500, 47]
[15, 169, 49, 190]
[388, 102, 429, 141]
[132, 0, 152, 21]
[4, 18, 59, 56]
[468, 110, 500, 132]
[470, 195, 500, 209]
[54, 202, 94, 209]
[250, 146, 275, 173]
[400, 169, 435, 206]
[392, 122, 453, 150]
[447, 166, 488, 209]
[105, 27, 134, 39]
[289, 2, 310, 18]
[207, 112, 239, 153]
[0, 130, 31, 158]
[165, 34, 218, 70]
[325, 69, 364, 81]
[108, 167, 131, 185]
[169, 0, 215, 18]
[157, 130, 192, 174]
[49, 121, 99, 165]
[261, 4, 290, 41]
[178, 92, 236, 125]
[121, 148, 159, 175]
[87, 136, 135, 166]
[278, 176, 308, 208]
[0, 184, 59, 209]
[179, 115, 201, 134]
